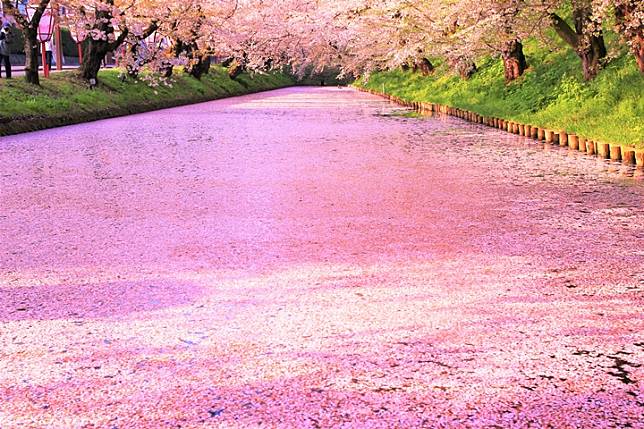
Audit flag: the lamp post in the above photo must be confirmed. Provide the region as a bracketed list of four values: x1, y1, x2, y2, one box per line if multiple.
[23, 2, 54, 78]
[37, 5, 54, 77]
[54, 5, 63, 70]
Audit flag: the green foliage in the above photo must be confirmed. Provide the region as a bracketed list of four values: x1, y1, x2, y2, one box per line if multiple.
[60, 29, 81, 58]
[358, 47, 643, 149]
[0, 67, 294, 126]
[7, 26, 24, 55]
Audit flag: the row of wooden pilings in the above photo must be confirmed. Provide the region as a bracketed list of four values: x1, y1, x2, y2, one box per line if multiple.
[357, 87, 644, 167]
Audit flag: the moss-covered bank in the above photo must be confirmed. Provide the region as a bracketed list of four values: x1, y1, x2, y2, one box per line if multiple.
[356, 46, 643, 150]
[0, 66, 295, 136]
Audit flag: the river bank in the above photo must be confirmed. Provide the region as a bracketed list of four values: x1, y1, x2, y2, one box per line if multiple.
[0, 67, 294, 136]
[355, 49, 643, 151]
[358, 86, 644, 167]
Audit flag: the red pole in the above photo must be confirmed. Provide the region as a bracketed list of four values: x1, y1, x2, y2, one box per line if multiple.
[41, 41, 50, 78]
[77, 42, 83, 65]
[55, 25, 63, 71]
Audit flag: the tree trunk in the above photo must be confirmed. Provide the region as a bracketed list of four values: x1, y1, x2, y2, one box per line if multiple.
[77, 0, 128, 84]
[458, 61, 477, 79]
[551, 10, 606, 80]
[168, 39, 184, 78]
[579, 35, 607, 81]
[124, 22, 159, 79]
[160, 61, 174, 78]
[2, 0, 50, 85]
[634, 35, 644, 73]
[228, 59, 245, 79]
[221, 57, 235, 68]
[414, 58, 434, 76]
[176, 38, 210, 80]
[126, 42, 140, 79]
[186, 56, 210, 79]
[615, 3, 644, 74]
[80, 39, 109, 82]
[502, 39, 527, 82]
[574, 5, 606, 80]
[22, 27, 40, 85]
[201, 57, 211, 75]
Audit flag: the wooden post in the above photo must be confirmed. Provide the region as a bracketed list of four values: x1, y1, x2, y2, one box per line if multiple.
[569, 135, 579, 150]
[55, 25, 63, 71]
[531, 126, 538, 139]
[635, 150, 644, 167]
[598, 143, 610, 158]
[41, 42, 50, 78]
[622, 149, 636, 165]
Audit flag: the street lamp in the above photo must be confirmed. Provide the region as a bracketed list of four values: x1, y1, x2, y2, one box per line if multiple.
[37, 5, 54, 77]
[21, 1, 54, 78]
[53, 5, 64, 70]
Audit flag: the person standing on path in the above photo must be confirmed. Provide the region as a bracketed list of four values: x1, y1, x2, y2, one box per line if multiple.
[0, 23, 12, 79]
[45, 39, 53, 71]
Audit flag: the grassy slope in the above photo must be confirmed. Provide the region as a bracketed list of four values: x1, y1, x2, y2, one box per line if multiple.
[0, 66, 294, 134]
[357, 43, 644, 149]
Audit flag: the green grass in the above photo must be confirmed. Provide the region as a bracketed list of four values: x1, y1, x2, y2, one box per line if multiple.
[356, 44, 644, 149]
[0, 66, 294, 134]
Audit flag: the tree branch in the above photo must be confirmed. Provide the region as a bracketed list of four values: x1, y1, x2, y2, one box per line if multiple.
[550, 13, 578, 49]
[109, 27, 130, 51]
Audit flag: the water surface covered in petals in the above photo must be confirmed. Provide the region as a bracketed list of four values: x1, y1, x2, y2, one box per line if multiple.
[1, 87, 643, 428]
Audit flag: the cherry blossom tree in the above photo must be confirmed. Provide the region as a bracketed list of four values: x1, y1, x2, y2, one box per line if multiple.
[609, 0, 643, 73]
[58, 0, 132, 83]
[549, 0, 607, 80]
[1, 0, 51, 85]
[4, 0, 642, 86]
[444, 0, 528, 82]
